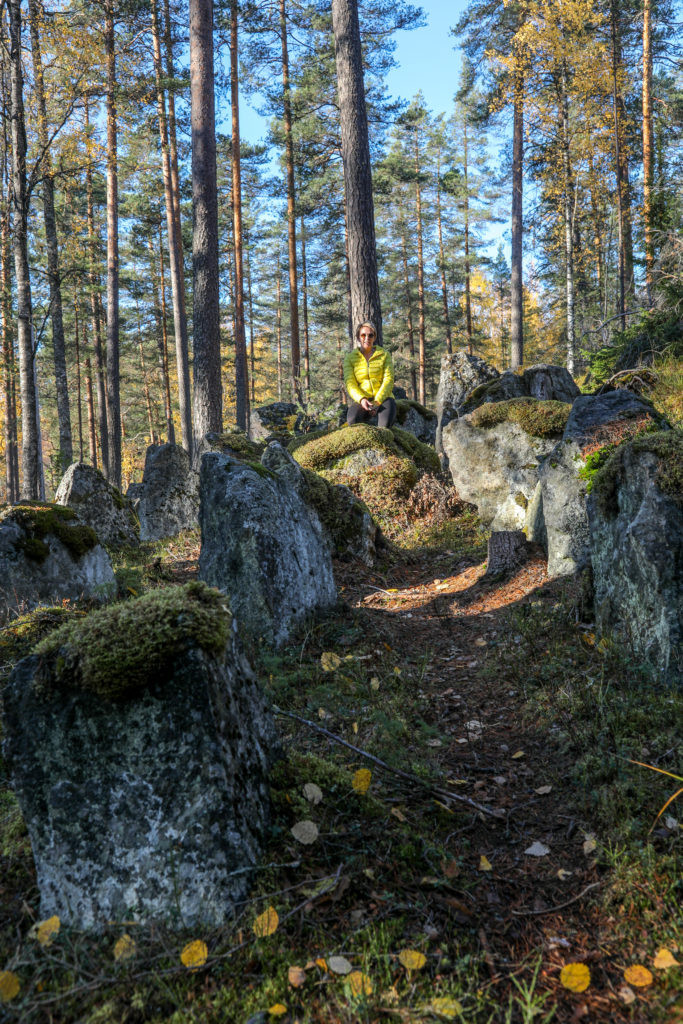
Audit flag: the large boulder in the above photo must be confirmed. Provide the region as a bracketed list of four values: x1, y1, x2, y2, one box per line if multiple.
[442, 399, 571, 530]
[2, 583, 278, 929]
[460, 363, 580, 414]
[537, 391, 667, 577]
[435, 351, 499, 454]
[0, 504, 116, 620]
[198, 452, 337, 645]
[587, 431, 682, 685]
[261, 442, 378, 565]
[55, 462, 139, 549]
[395, 399, 437, 446]
[138, 443, 199, 542]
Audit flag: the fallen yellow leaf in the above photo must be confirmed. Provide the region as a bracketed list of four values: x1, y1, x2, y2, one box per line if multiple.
[398, 949, 426, 971]
[352, 768, 372, 795]
[479, 854, 493, 872]
[288, 965, 307, 987]
[0, 971, 20, 1002]
[390, 807, 407, 822]
[180, 939, 208, 969]
[653, 948, 679, 969]
[431, 995, 463, 1018]
[35, 916, 60, 947]
[320, 651, 342, 672]
[315, 957, 328, 971]
[268, 1004, 288, 1016]
[347, 970, 373, 997]
[352, 721, 358, 734]
[253, 906, 279, 938]
[560, 962, 591, 993]
[624, 964, 653, 988]
[113, 934, 136, 962]
[511, 750, 525, 759]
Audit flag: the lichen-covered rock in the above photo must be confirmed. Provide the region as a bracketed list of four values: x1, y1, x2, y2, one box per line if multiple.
[194, 428, 265, 469]
[442, 399, 568, 530]
[0, 504, 115, 620]
[395, 399, 437, 445]
[55, 462, 139, 549]
[138, 443, 199, 542]
[538, 391, 667, 577]
[435, 351, 499, 454]
[261, 442, 378, 565]
[199, 452, 336, 645]
[2, 583, 278, 929]
[126, 482, 143, 513]
[587, 431, 682, 684]
[249, 402, 319, 441]
[460, 363, 580, 415]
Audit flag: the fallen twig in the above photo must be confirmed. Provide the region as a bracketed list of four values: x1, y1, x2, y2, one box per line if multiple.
[510, 881, 601, 917]
[273, 705, 504, 819]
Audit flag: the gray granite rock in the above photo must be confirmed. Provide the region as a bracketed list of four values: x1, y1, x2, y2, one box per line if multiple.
[55, 462, 139, 549]
[587, 434, 682, 685]
[460, 364, 580, 415]
[539, 391, 666, 577]
[396, 401, 437, 445]
[2, 586, 278, 928]
[138, 443, 199, 541]
[249, 402, 315, 441]
[435, 351, 499, 454]
[0, 504, 115, 621]
[199, 452, 337, 645]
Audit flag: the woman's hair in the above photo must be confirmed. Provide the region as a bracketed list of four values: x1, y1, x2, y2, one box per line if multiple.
[355, 321, 377, 343]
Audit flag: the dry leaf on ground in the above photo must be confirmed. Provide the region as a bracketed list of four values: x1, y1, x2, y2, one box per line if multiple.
[291, 820, 319, 844]
[328, 955, 352, 975]
[0, 971, 20, 1002]
[33, 915, 60, 947]
[268, 1004, 287, 1016]
[430, 995, 463, 1018]
[253, 906, 279, 938]
[320, 651, 342, 672]
[114, 934, 136, 962]
[347, 971, 373, 997]
[398, 949, 427, 971]
[582, 835, 597, 855]
[288, 965, 307, 987]
[303, 782, 323, 805]
[618, 985, 636, 1004]
[180, 939, 208, 969]
[624, 964, 653, 987]
[352, 768, 372, 794]
[653, 948, 679, 969]
[479, 854, 493, 871]
[535, 785, 553, 795]
[525, 841, 550, 857]
[560, 962, 591, 993]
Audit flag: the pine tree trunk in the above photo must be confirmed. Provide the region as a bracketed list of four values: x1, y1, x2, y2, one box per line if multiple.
[84, 96, 109, 477]
[231, 0, 249, 429]
[300, 211, 311, 396]
[485, 530, 530, 577]
[642, 0, 654, 297]
[28, 0, 72, 474]
[151, 0, 192, 451]
[276, 257, 283, 400]
[331, 0, 382, 342]
[190, 0, 222, 443]
[136, 301, 156, 443]
[463, 117, 473, 353]
[151, 227, 175, 444]
[510, 65, 524, 369]
[246, 239, 255, 403]
[74, 298, 84, 461]
[104, 0, 121, 487]
[399, 207, 417, 400]
[0, 111, 18, 502]
[8, 0, 40, 498]
[435, 149, 452, 354]
[85, 356, 97, 467]
[611, 3, 633, 319]
[279, 0, 301, 397]
[414, 130, 426, 405]
[561, 64, 575, 375]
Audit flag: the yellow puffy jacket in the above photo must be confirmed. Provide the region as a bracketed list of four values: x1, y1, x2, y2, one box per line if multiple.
[343, 347, 394, 405]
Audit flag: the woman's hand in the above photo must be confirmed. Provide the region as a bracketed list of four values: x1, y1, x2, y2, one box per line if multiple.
[360, 398, 376, 412]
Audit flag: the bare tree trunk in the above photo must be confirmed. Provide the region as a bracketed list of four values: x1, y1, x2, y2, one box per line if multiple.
[85, 356, 97, 467]
[642, 0, 654, 297]
[331, 0, 382, 341]
[276, 255, 282, 400]
[300, 211, 311, 395]
[399, 210, 417, 400]
[74, 298, 84, 461]
[84, 96, 109, 477]
[190, 0, 222, 443]
[463, 117, 473, 353]
[28, 0, 72, 473]
[231, 0, 249, 429]
[337, 334, 344, 403]
[104, 0, 121, 487]
[342, 196, 353, 345]
[611, 2, 634, 315]
[151, 0, 192, 450]
[414, 128, 426, 404]
[435, 148, 452, 354]
[136, 300, 156, 443]
[486, 530, 531, 577]
[510, 65, 524, 369]
[560, 64, 575, 375]
[8, 0, 40, 498]
[150, 228, 175, 443]
[278, 0, 301, 398]
[246, 238, 255, 403]
[0, 100, 18, 501]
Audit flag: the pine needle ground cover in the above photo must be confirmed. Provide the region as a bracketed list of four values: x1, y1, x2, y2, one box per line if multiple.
[0, 511, 680, 1023]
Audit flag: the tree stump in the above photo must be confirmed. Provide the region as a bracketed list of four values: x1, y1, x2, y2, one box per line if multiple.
[485, 530, 531, 577]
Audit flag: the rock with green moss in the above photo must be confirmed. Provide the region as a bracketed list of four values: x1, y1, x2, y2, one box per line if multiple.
[538, 391, 669, 576]
[586, 431, 682, 685]
[2, 582, 279, 929]
[198, 452, 337, 645]
[195, 427, 265, 467]
[55, 462, 139, 549]
[261, 442, 377, 565]
[249, 402, 319, 441]
[460, 364, 580, 416]
[290, 423, 439, 476]
[138, 443, 199, 541]
[0, 503, 116, 621]
[441, 400, 566, 530]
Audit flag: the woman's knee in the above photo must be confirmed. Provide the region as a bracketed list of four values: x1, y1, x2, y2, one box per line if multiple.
[377, 397, 396, 428]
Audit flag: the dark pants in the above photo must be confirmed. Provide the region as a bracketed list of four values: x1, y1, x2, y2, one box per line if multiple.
[347, 397, 397, 429]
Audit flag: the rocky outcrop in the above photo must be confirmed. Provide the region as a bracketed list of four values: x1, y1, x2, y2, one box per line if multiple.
[587, 431, 682, 684]
[138, 443, 199, 542]
[261, 442, 377, 565]
[538, 391, 666, 577]
[460, 363, 580, 414]
[2, 583, 278, 929]
[442, 399, 570, 530]
[435, 351, 499, 454]
[395, 399, 437, 445]
[55, 462, 139, 549]
[249, 401, 298, 441]
[198, 452, 337, 645]
[0, 504, 116, 620]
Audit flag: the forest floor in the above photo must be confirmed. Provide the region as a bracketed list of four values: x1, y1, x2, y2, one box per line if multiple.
[0, 507, 682, 1024]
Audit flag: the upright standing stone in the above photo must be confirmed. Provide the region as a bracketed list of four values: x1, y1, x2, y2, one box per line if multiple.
[138, 443, 199, 541]
[435, 351, 499, 455]
[55, 462, 139, 548]
[2, 583, 279, 929]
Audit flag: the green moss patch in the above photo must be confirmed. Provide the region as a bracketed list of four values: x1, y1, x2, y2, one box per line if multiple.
[326, 455, 419, 522]
[290, 425, 399, 471]
[300, 468, 371, 556]
[0, 606, 85, 679]
[395, 398, 436, 424]
[207, 428, 265, 462]
[469, 398, 571, 438]
[33, 581, 231, 700]
[389, 426, 440, 472]
[1, 503, 99, 563]
[591, 429, 683, 516]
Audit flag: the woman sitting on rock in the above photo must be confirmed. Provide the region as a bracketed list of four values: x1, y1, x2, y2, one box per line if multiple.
[343, 322, 396, 428]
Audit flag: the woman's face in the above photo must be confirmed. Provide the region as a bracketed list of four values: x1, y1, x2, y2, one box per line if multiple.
[358, 326, 375, 354]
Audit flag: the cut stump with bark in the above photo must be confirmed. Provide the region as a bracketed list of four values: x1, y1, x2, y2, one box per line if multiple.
[485, 530, 531, 577]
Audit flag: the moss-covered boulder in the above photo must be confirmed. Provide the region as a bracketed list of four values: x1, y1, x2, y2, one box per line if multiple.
[587, 431, 682, 684]
[2, 582, 279, 929]
[460, 363, 580, 416]
[55, 461, 139, 549]
[0, 503, 115, 621]
[195, 427, 266, 466]
[441, 399, 569, 531]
